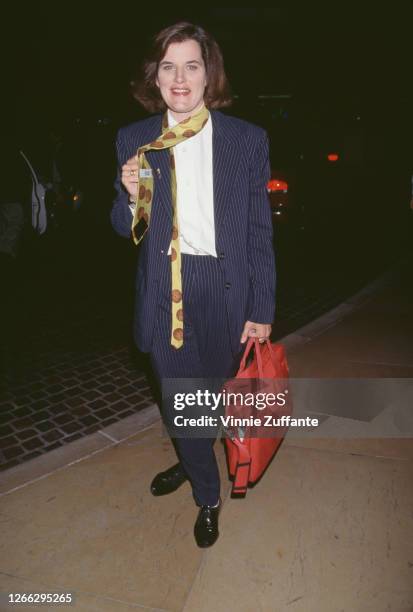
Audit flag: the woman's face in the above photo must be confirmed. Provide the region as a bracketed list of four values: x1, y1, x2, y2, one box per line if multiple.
[156, 39, 207, 121]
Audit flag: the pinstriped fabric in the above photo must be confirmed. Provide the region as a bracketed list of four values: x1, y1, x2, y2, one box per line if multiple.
[111, 110, 276, 355]
[151, 254, 236, 378]
[149, 254, 239, 507]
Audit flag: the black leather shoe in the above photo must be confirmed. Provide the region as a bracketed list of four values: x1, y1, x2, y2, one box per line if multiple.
[194, 498, 221, 548]
[150, 463, 188, 496]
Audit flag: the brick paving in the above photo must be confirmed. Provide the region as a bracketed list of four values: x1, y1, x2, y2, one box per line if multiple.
[0, 346, 154, 470]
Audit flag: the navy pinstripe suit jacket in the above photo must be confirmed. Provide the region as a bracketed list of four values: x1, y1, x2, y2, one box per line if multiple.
[111, 109, 276, 355]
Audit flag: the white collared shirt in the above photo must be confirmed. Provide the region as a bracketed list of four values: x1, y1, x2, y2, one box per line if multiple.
[167, 109, 216, 257]
[129, 108, 216, 257]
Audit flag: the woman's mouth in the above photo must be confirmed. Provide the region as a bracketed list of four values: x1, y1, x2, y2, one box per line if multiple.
[171, 88, 190, 96]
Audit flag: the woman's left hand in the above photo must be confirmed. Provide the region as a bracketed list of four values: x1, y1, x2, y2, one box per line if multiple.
[240, 321, 272, 344]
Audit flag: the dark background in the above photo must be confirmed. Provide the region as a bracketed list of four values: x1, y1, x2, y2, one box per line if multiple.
[8, 2, 413, 133]
[4, 1, 410, 232]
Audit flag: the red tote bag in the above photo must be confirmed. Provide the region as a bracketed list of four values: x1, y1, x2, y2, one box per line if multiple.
[224, 338, 292, 496]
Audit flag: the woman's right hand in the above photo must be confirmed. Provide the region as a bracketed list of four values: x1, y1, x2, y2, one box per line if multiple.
[121, 157, 139, 197]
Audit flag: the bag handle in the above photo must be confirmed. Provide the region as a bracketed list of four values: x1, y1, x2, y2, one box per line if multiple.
[237, 338, 264, 378]
[19, 150, 40, 184]
[238, 338, 285, 377]
[265, 339, 288, 375]
[265, 339, 278, 368]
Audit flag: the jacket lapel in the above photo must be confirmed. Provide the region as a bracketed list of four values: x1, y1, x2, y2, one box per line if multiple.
[145, 116, 173, 221]
[144, 110, 240, 228]
[211, 111, 240, 241]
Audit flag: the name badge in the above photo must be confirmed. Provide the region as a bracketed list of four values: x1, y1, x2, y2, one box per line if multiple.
[139, 169, 153, 178]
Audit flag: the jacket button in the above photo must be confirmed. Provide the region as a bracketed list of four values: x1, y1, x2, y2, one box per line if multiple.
[225, 282, 231, 289]
[219, 252, 225, 259]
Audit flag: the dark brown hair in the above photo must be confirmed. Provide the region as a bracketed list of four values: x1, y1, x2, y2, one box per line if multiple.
[133, 22, 232, 113]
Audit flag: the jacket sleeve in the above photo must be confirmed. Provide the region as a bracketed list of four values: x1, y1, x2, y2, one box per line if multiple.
[247, 130, 276, 324]
[110, 128, 133, 239]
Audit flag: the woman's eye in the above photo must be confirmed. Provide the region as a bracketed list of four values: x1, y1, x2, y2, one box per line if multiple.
[187, 64, 198, 70]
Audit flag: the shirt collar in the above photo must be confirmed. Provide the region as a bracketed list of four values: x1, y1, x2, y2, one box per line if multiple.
[167, 103, 207, 128]
[167, 109, 178, 128]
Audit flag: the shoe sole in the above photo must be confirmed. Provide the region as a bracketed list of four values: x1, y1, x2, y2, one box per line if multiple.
[195, 534, 219, 548]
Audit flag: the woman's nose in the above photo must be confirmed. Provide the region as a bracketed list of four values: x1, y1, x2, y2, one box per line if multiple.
[174, 66, 186, 82]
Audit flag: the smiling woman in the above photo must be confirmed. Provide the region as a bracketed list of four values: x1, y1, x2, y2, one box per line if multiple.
[111, 21, 276, 548]
[133, 22, 232, 113]
[155, 40, 208, 122]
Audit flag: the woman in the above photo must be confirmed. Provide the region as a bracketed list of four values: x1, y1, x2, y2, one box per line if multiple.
[111, 22, 276, 547]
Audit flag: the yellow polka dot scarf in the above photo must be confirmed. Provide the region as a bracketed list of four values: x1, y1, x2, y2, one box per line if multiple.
[131, 105, 210, 349]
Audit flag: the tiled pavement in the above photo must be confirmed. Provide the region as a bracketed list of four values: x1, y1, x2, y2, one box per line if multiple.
[0, 347, 154, 470]
[1, 219, 411, 472]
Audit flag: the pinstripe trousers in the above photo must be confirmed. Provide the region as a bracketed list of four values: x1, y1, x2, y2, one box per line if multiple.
[149, 254, 242, 506]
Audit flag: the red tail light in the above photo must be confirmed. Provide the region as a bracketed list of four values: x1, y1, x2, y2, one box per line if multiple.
[267, 179, 288, 193]
[327, 153, 339, 162]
